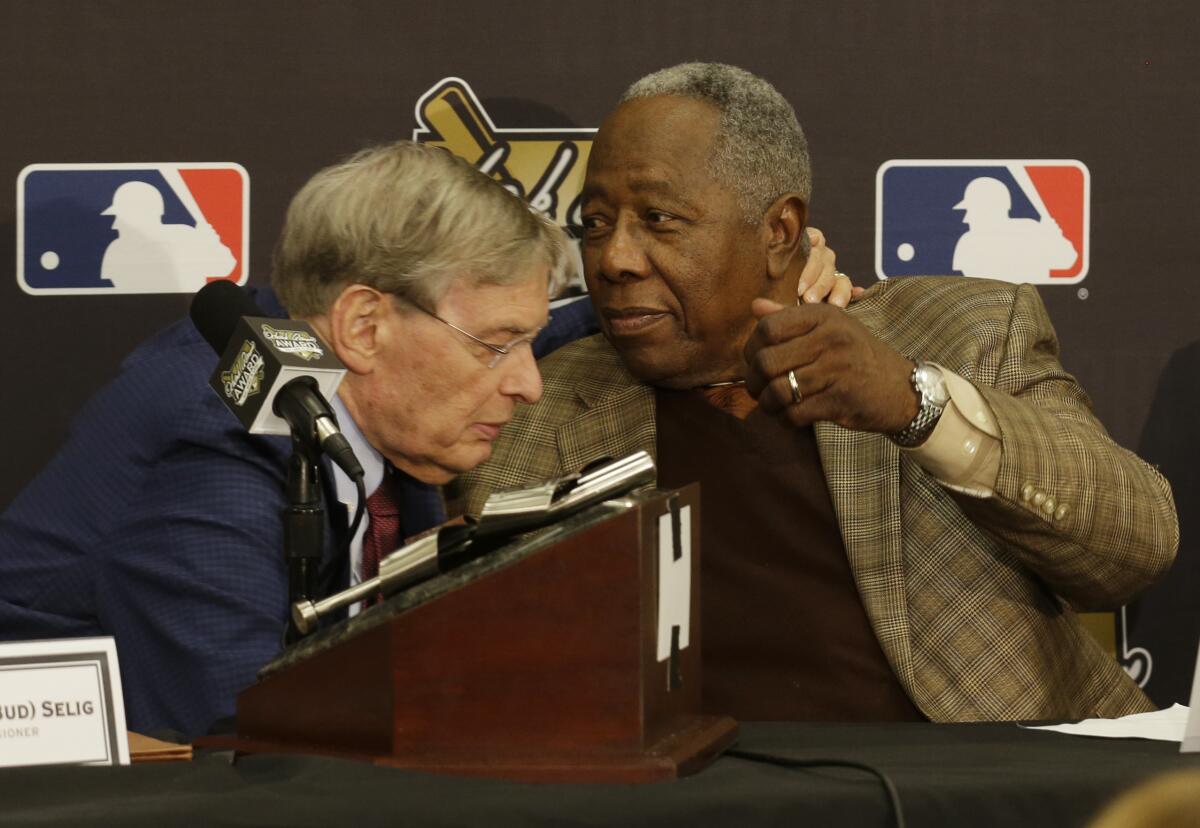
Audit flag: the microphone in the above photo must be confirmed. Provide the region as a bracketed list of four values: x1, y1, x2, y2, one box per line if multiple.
[190, 280, 364, 479]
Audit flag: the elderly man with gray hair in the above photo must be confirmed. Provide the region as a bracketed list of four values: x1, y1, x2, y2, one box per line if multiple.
[0, 137, 850, 739]
[457, 63, 1178, 722]
[0, 141, 559, 738]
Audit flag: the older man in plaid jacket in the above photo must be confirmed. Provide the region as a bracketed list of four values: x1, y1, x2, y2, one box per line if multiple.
[456, 63, 1177, 722]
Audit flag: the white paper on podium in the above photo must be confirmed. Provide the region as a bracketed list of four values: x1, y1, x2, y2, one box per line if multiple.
[1183, 640, 1200, 753]
[1021, 703, 1190, 743]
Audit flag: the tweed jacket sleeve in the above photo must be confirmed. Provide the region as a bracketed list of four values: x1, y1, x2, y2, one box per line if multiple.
[462, 278, 1177, 612]
[857, 278, 1178, 610]
[456, 279, 1169, 720]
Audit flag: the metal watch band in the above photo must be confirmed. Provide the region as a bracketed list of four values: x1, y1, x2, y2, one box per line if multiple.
[890, 362, 948, 448]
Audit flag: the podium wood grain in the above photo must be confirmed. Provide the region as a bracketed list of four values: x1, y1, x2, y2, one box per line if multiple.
[214, 486, 737, 782]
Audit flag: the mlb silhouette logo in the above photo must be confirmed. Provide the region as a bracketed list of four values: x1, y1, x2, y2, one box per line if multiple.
[17, 163, 249, 295]
[875, 160, 1089, 285]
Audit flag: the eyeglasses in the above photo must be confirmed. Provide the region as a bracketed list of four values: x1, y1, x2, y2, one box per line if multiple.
[416, 305, 546, 369]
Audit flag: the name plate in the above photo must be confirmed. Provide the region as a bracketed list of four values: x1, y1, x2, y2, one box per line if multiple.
[0, 637, 129, 767]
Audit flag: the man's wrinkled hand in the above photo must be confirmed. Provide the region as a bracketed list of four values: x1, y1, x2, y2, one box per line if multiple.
[744, 298, 917, 434]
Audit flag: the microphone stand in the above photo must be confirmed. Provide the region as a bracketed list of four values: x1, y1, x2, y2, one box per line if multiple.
[282, 436, 324, 645]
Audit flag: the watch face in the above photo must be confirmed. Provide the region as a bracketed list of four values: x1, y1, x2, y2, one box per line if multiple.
[916, 364, 950, 407]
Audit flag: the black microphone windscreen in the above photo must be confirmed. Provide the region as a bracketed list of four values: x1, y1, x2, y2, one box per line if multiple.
[190, 280, 266, 355]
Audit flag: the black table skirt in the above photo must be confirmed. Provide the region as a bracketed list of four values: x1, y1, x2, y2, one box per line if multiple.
[2, 722, 1197, 827]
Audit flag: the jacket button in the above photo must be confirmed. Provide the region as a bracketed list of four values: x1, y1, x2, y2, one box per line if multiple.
[1021, 483, 1035, 502]
[1054, 504, 1069, 521]
[1042, 497, 1056, 516]
[1032, 491, 1047, 507]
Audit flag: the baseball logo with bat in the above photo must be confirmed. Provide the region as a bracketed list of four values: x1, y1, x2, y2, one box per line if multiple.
[17, 162, 249, 295]
[875, 159, 1090, 285]
[412, 78, 596, 232]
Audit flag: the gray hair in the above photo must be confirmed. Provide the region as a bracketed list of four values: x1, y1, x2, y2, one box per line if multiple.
[621, 63, 811, 222]
[272, 141, 570, 317]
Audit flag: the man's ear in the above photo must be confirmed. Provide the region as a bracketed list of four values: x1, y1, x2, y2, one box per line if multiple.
[320, 285, 391, 374]
[763, 193, 809, 281]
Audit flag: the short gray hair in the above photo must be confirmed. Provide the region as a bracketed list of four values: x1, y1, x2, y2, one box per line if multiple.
[621, 63, 811, 222]
[272, 141, 570, 317]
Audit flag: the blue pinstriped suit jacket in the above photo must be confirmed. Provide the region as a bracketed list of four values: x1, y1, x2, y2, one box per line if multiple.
[0, 290, 598, 738]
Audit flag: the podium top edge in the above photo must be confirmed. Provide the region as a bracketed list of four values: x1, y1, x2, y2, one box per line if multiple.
[259, 486, 690, 679]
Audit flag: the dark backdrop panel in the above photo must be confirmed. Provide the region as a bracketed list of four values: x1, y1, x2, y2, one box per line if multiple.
[1, 0, 1196, 703]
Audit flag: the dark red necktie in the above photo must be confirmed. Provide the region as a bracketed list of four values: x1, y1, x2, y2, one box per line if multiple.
[360, 472, 404, 590]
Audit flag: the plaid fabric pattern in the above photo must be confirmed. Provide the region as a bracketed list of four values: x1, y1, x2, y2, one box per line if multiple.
[457, 276, 1178, 721]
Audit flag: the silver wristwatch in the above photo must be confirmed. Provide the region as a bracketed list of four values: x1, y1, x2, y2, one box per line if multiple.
[890, 361, 950, 448]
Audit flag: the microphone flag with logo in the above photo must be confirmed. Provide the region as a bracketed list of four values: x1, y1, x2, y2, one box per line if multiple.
[190, 280, 363, 481]
[191, 280, 345, 435]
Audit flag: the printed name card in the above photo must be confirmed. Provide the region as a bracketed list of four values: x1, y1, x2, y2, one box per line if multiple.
[0, 637, 129, 767]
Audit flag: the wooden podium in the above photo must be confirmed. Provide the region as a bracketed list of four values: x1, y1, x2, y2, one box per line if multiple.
[214, 485, 737, 782]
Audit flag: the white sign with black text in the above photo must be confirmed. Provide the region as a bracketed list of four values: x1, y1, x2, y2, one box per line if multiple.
[0, 637, 129, 767]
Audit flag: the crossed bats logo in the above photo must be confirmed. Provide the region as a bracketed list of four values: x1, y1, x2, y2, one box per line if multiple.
[412, 78, 596, 232]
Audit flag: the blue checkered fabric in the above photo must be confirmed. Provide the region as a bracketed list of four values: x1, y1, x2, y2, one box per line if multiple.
[534, 295, 599, 358]
[0, 289, 590, 739]
[0, 289, 435, 738]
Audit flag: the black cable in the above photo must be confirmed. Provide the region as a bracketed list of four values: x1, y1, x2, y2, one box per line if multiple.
[725, 748, 906, 828]
[315, 472, 366, 607]
[344, 474, 367, 562]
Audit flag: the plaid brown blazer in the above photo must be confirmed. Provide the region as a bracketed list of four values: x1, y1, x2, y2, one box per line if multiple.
[457, 276, 1178, 721]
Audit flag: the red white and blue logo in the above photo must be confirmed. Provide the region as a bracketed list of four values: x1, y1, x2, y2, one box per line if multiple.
[17, 163, 249, 295]
[875, 160, 1089, 285]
